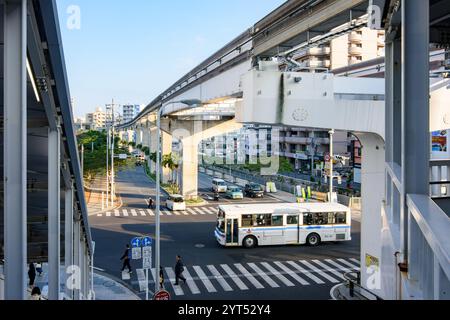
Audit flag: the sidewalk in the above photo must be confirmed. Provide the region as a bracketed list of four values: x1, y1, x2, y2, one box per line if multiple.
[30, 263, 140, 300]
[86, 173, 121, 215]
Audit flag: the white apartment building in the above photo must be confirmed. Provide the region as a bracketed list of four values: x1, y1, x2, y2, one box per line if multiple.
[122, 104, 141, 124]
[85, 107, 106, 131]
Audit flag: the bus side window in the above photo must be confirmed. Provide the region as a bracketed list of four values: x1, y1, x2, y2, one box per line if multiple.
[242, 214, 253, 227]
[313, 212, 327, 225]
[335, 212, 346, 224]
[287, 215, 298, 225]
[272, 215, 283, 226]
[256, 214, 271, 227]
[303, 213, 313, 225]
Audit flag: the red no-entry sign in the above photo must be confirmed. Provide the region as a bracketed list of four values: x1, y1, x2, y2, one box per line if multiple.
[153, 290, 171, 301]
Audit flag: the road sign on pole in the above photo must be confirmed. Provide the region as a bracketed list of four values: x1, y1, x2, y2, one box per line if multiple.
[142, 237, 152, 247]
[132, 247, 142, 260]
[142, 246, 152, 269]
[154, 290, 171, 301]
[131, 237, 141, 248]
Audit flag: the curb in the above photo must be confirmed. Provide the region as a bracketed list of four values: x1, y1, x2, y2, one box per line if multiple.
[94, 270, 142, 300]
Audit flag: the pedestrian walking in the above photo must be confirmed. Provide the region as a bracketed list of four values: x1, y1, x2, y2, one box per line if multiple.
[120, 244, 133, 274]
[148, 197, 154, 209]
[159, 266, 165, 289]
[29, 286, 42, 300]
[35, 262, 43, 277]
[28, 262, 36, 287]
[174, 255, 186, 286]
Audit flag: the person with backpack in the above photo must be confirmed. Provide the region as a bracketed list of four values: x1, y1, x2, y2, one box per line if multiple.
[120, 244, 133, 274]
[174, 255, 186, 286]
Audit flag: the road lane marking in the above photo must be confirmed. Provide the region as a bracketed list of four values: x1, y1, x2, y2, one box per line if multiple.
[207, 265, 233, 292]
[173, 210, 181, 216]
[136, 269, 147, 292]
[187, 208, 197, 215]
[285, 261, 325, 284]
[97, 214, 102, 217]
[182, 211, 189, 216]
[260, 262, 295, 287]
[140, 210, 147, 217]
[346, 258, 361, 269]
[298, 260, 340, 283]
[164, 267, 184, 296]
[106, 212, 111, 217]
[194, 207, 205, 215]
[131, 209, 137, 217]
[122, 209, 129, 217]
[312, 260, 345, 281]
[147, 209, 154, 216]
[164, 210, 173, 216]
[234, 263, 264, 289]
[182, 268, 201, 295]
[247, 263, 279, 288]
[193, 266, 217, 293]
[205, 207, 217, 215]
[325, 259, 354, 275]
[337, 258, 360, 270]
[273, 262, 310, 285]
[114, 210, 120, 217]
[220, 264, 248, 291]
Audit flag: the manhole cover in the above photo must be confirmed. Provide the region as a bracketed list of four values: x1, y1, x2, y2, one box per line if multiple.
[195, 244, 205, 248]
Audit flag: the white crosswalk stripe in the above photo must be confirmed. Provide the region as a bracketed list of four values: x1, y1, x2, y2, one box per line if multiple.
[187, 208, 198, 215]
[273, 261, 310, 285]
[173, 210, 181, 216]
[183, 268, 201, 295]
[312, 260, 345, 281]
[164, 267, 184, 296]
[207, 265, 233, 292]
[114, 210, 120, 217]
[194, 207, 205, 215]
[182, 210, 189, 216]
[131, 209, 138, 217]
[234, 263, 264, 289]
[140, 210, 147, 217]
[164, 210, 173, 216]
[122, 209, 129, 217]
[247, 263, 279, 288]
[153, 258, 356, 297]
[260, 262, 295, 287]
[193, 266, 217, 293]
[340, 258, 360, 270]
[298, 260, 340, 283]
[106, 212, 111, 217]
[136, 269, 147, 292]
[205, 207, 217, 215]
[285, 261, 325, 284]
[147, 209, 154, 216]
[220, 264, 249, 291]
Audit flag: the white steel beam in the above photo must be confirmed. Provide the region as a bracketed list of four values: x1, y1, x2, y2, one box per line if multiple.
[64, 184, 74, 300]
[48, 127, 61, 300]
[3, 0, 27, 300]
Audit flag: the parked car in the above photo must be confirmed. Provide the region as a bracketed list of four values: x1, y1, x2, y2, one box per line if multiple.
[212, 178, 228, 193]
[166, 194, 186, 211]
[226, 187, 244, 200]
[244, 183, 264, 198]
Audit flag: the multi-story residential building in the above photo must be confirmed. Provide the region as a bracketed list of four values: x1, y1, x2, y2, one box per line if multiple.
[85, 107, 106, 131]
[293, 27, 385, 70]
[73, 117, 88, 133]
[122, 104, 141, 124]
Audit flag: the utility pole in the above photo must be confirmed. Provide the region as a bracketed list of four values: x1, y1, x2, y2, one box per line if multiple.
[106, 106, 110, 209]
[111, 100, 115, 207]
[329, 129, 335, 203]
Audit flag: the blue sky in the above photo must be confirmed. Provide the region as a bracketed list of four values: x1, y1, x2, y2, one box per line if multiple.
[56, 0, 286, 117]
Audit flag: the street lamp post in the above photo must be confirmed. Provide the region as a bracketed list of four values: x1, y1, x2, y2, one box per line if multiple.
[329, 129, 335, 203]
[155, 99, 202, 293]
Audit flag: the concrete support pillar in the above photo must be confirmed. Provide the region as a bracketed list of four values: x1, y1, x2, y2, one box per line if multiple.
[48, 127, 61, 300]
[162, 131, 173, 184]
[356, 133, 385, 298]
[180, 136, 199, 199]
[3, 0, 27, 300]
[401, 0, 430, 259]
[64, 184, 74, 300]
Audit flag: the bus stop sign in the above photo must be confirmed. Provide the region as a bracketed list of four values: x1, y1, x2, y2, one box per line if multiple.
[153, 290, 171, 301]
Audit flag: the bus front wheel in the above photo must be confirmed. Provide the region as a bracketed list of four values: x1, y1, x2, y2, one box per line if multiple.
[306, 233, 321, 247]
[243, 236, 258, 249]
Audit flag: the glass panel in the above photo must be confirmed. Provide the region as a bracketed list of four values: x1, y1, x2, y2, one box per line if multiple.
[242, 214, 253, 227]
[254, 214, 271, 227]
[272, 215, 283, 226]
[233, 219, 239, 243]
[226, 219, 232, 243]
[335, 212, 347, 224]
[287, 215, 298, 225]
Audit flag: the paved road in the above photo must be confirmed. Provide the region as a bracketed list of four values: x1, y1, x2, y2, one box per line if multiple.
[90, 166, 361, 300]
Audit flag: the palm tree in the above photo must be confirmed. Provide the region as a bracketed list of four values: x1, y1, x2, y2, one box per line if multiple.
[162, 153, 180, 186]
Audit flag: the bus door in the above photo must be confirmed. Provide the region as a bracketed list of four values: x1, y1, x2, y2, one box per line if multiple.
[225, 218, 239, 246]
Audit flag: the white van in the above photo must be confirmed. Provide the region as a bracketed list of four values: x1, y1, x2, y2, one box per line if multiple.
[212, 178, 228, 193]
[166, 195, 186, 211]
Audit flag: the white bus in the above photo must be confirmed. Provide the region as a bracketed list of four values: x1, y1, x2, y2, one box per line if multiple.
[215, 203, 351, 248]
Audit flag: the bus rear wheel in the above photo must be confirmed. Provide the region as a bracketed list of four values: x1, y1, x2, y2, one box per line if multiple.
[306, 233, 321, 247]
[243, 236, 258, 249]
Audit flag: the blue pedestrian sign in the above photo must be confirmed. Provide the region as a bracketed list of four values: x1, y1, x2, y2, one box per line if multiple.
[143, 237, 152, 247]
[131, 237, 142, 248]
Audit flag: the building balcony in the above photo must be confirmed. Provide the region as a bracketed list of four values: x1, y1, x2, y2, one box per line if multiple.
[281, 136, 311, 144]
[349, 46, 363, 55]
[294, 47, 331, 59]
[349, 57, 363, 65]
[349, 32, 362, 43]
[303, 59, 331, 68]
